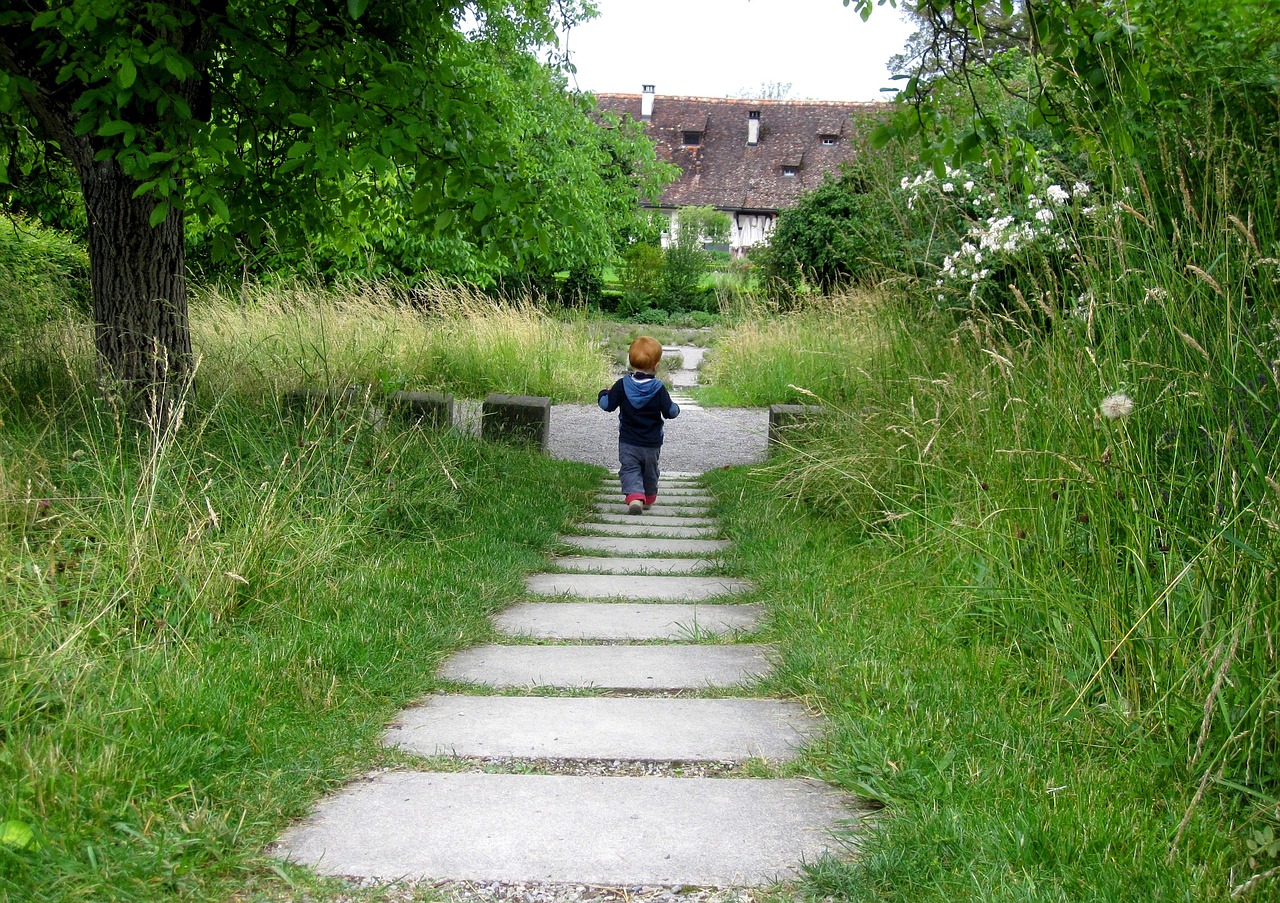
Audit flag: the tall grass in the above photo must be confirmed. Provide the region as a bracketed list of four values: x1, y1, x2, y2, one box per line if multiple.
[192, 276, 610, 403]
[708, 176, 1280, 893]
[698, 292, 890, 406]
[0, 290, 604, 900]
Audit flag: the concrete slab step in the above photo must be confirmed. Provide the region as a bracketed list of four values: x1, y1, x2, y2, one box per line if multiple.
[274, 772, 855, 886]
[561, 536, 729, 556]
[550, 556, 716, 575]
[439, 643, 775, 690]
[596, 502, 712, 517]
[596, 490, 712, 502]
[599, 479, 701, 486]
[495, 602, 764, 640]
[387, 696, 819, 762]
[592, 513, 717, 527]
[577, 521, 718, 539]
[524, 573, 752, 601]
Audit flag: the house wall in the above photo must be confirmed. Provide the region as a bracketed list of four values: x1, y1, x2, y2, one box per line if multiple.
[655, 207, 776, 254]
[731, 213, 775, 254]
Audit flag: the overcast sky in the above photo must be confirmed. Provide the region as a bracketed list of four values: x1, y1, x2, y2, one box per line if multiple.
[562, 0, 918, 102]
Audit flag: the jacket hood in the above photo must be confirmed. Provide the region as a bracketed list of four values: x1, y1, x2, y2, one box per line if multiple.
[623, 373, 664, 408]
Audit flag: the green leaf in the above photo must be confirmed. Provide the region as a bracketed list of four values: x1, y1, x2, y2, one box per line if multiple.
[411, 186, 433, 215]
[119, 58, 137, 89]
[1, 820, 37, 851]
[348, 0, 371, 18]
[288, 113, 316, 128]
[98, 120, 132, 137]
[149, 200, 171, 227]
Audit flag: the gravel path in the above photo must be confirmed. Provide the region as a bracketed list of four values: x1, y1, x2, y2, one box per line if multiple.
[549, 345, 767, 473]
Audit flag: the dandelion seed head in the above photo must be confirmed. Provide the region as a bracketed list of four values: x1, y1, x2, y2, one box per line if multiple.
[1100, 393, 1135, 419]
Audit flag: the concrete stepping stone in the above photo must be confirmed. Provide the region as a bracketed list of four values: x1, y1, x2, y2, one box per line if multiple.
[602, 477, 703, 486]
[562, 535, 729, 556]
[387, 696, 819, 762]
[592, 513, 717, 527]
[525, 573, 752, 601]
[495, 602, 764, 640]
[578, 521, 718, 539]
[596, 490, 711, 502]
[439, 643, 775, 689]
[551, 556, 716, 575]
[596, 502, 712, 516]
[274, 772, 855, 886]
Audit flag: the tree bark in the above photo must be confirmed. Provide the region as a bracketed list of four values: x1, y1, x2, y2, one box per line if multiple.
[78, 156, 193, 428]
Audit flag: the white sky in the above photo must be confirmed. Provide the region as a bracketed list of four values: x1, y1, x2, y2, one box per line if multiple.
[562, 0, 918, 102]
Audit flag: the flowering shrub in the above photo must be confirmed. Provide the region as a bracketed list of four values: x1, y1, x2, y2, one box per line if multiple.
[901, 165, 1098, 315]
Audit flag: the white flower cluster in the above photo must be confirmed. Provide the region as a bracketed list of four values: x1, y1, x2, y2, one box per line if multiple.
[923, 171, 1091, 303]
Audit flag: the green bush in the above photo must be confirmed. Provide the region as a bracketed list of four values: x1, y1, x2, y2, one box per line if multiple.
[759, 175, 906, 297]
[0, 216, 90, 352]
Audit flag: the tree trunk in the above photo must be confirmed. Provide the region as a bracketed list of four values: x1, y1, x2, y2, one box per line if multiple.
[79, 158, 193, 430]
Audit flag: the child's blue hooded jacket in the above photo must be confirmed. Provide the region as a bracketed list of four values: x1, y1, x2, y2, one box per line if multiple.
[598, 372, 679, 447]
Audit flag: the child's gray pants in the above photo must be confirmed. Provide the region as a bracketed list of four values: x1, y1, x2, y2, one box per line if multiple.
[618, 441, 661, 501]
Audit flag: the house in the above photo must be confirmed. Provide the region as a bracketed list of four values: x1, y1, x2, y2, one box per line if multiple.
[593, 85, 888, 254]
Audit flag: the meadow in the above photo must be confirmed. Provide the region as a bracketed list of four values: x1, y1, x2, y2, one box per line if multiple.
[0, 209, 1276, 900]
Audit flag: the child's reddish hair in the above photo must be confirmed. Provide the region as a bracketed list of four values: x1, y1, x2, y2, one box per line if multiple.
[628, 336, 662, 372]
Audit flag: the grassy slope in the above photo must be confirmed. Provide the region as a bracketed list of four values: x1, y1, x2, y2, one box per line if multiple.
[707, 466, 1240, 902]
[0, 386, 601, 902]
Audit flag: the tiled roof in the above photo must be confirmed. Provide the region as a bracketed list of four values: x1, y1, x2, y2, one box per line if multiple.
[594, 93, 889, 212]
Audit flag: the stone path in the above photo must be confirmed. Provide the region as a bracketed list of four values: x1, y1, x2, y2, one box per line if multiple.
[273, 346, 859, 892]
[274, 473, 859, 888]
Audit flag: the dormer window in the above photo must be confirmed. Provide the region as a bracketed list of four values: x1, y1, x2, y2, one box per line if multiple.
[820, 135, 838, 146]
[782, 165, 799, 177]
[682, 131, 702, 146]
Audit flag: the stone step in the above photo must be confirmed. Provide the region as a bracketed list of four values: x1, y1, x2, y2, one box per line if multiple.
[596, 502, 712, 517]
[495, 602, 763, 640]
[577, 521, 718, 539]
[596, 489, 711, 502]
[550, 556, 716, 575]
[274, 772, 855, 886]
[439, 643, 775, 690]
[561, 536, 729, 556]
[591, 512, 717, 527]
[524, 573, 752, 601]
[387, 696, 819, 762]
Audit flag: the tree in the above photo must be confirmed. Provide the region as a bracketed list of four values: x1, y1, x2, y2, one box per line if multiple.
[0, 0, 663, 423]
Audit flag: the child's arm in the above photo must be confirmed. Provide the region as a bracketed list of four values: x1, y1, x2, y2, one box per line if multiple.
[598, 382, 620, 412]
[660, 386, 679, 419]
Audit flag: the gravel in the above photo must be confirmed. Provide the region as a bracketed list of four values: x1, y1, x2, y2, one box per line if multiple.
[332, 877, 764, 903]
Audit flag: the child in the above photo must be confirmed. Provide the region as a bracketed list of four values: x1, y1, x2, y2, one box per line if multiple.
[598, 336, 680, 514]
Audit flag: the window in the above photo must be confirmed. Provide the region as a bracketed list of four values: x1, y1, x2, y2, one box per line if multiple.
[820, 135, 838, 146]
[782, 165, 799, 177]
[682, 131, 702, 146]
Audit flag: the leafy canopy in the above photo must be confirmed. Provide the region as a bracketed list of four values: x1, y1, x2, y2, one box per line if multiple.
[0, 0, 669, 282]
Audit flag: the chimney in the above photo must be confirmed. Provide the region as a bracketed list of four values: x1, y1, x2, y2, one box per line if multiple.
[747, 110, 760, 146]
[641, 84, 655, 121]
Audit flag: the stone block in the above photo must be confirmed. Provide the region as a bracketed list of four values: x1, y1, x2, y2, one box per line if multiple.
[282, 386, 367, 418]
[767, 403, 825, 447]
[388, 390, 453, 429]
[481, 393, 550, 449]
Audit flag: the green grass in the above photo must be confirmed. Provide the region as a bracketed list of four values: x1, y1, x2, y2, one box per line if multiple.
[706, 465, 1247, 901]
[0, 311, 603, 901]
[192, 277, 611, 404]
